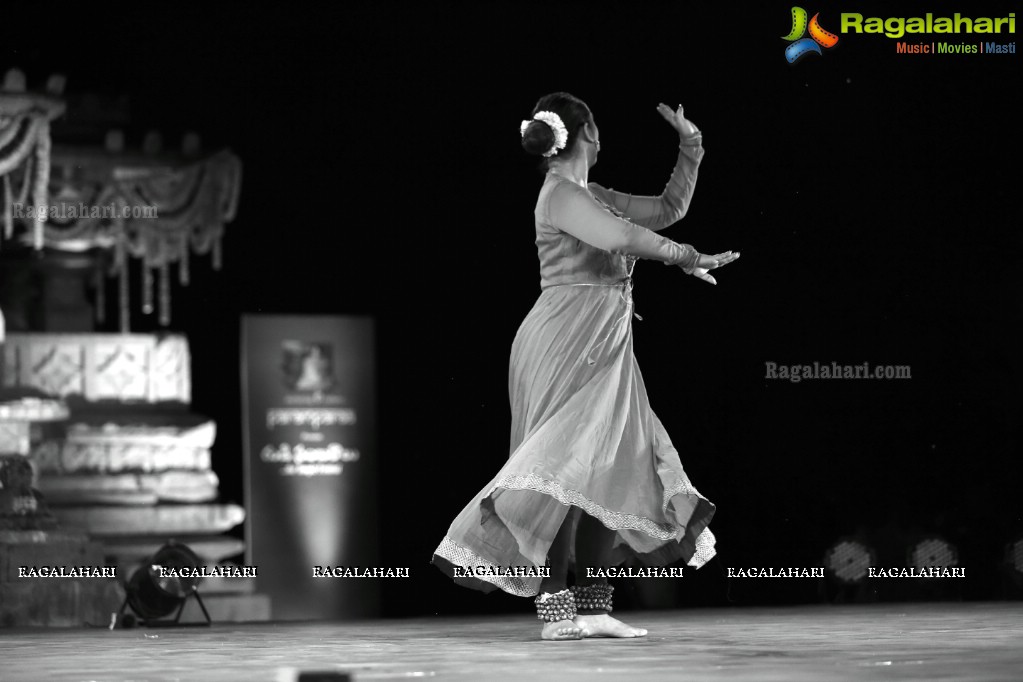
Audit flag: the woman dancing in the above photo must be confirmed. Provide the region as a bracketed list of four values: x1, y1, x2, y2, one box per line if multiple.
[432, 92, 739, 640]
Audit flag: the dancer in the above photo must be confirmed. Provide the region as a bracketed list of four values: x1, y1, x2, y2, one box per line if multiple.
[432, 92, 738, 640]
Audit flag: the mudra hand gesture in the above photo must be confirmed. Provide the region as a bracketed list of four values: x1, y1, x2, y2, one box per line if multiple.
[689, 251, 740, 285]
[656, 103, 700, 138]
[656, 102, 739, 283]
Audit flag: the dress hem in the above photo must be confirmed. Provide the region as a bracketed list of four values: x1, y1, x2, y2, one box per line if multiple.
[434, 474, 717, 597]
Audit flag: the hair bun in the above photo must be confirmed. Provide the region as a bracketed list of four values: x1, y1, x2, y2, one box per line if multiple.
[521, 120, 555, 157]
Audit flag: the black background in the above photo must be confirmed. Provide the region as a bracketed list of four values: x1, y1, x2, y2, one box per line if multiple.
[4, 0, 1020, 616]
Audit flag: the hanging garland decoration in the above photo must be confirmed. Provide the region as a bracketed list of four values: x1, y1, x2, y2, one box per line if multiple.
[25, 148, 242, 330]
[1, 67, 242, 331]
[116, 236, 130, 334]
[0, 70, 65, 253]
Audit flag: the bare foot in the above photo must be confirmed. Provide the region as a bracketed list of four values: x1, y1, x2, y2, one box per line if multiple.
[573, 614, 647, 638]
[541, 619, 585, 640]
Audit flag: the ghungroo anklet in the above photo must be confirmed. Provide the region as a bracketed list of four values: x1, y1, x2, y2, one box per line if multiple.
[571, 583, 614, 614]
[534, 588, 576, 622]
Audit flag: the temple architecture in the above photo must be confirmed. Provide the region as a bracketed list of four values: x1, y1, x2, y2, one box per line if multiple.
[0, 69, 262, 625]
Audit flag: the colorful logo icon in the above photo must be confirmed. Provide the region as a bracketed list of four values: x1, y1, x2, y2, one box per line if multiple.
[783, 7, 839, 63]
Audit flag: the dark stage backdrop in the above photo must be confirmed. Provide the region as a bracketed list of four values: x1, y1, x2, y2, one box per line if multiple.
[3, 0, 1019, 616]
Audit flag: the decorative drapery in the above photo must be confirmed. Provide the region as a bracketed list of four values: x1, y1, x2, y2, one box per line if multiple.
[37, 148, 243, 329]
[0, 69, 65, 252]
[0, 67, 242, 332]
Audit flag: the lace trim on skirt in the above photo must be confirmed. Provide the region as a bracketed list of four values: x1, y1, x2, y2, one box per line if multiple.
[434, 535, 537, 597]
[487, 472, 716, 568]
[690, 526, 716, 568]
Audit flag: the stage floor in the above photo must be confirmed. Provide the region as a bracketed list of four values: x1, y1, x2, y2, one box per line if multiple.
[3, 602, 1022, 681]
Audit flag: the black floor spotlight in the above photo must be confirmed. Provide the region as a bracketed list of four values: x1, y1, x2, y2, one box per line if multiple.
[118, 540, 212, 627]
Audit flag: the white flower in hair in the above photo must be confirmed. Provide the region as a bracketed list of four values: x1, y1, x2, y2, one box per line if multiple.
[519, 110, 569, 157]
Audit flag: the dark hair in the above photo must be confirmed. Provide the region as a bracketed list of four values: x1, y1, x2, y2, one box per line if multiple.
[520, 92, 592, 171]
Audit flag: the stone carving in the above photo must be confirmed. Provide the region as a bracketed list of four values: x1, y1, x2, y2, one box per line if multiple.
[3, 334, 191, 404]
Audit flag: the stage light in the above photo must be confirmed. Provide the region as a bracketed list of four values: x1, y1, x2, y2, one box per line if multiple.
[823, 539, 875, 584]
[119, 540, 212, 627]
[907, 537, 958, 575]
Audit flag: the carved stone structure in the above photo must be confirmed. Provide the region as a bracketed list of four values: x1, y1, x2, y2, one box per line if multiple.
[3, 333, 191, 404]
[0, 390, 124, 627]
[2, 334, 265, 622]
[0, 69, 263, 624]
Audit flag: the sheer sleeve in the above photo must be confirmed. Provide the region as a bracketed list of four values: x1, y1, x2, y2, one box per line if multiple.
[587, 135, 704, 232]
[545, 178, 700, 271]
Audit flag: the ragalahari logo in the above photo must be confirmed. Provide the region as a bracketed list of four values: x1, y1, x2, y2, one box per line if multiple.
[783, 7, 839, 63]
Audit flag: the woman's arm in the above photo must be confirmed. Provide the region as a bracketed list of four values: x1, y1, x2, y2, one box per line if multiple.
[546, 179, 700, 272]
[587, 134, 704, 232]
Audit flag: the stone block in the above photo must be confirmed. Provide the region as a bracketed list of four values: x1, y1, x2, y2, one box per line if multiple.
[53, 504, 245, 535]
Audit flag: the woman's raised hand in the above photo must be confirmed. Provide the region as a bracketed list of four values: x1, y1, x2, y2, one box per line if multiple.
[656, 103, 700, 138]
[687, 251, 740, 285]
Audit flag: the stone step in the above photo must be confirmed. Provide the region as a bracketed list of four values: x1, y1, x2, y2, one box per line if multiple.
[0, 530, 123, 627]
[53, 503, 245, 535]
[0, 531, 106, 583]
[39, 471, 219, 505]
[0, 529, 90, 544]
[0, 578, 124, 627]
[101, 535, 245, 566]
[48, 490, 161, 506]
[1, 579, 270, 626]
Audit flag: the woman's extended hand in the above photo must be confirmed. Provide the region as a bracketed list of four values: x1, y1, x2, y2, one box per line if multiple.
[686, 251, 740, 285]
[656, 103, 700, 138]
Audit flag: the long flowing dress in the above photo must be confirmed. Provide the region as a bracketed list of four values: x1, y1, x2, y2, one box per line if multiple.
[432, 136, 716, 597]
